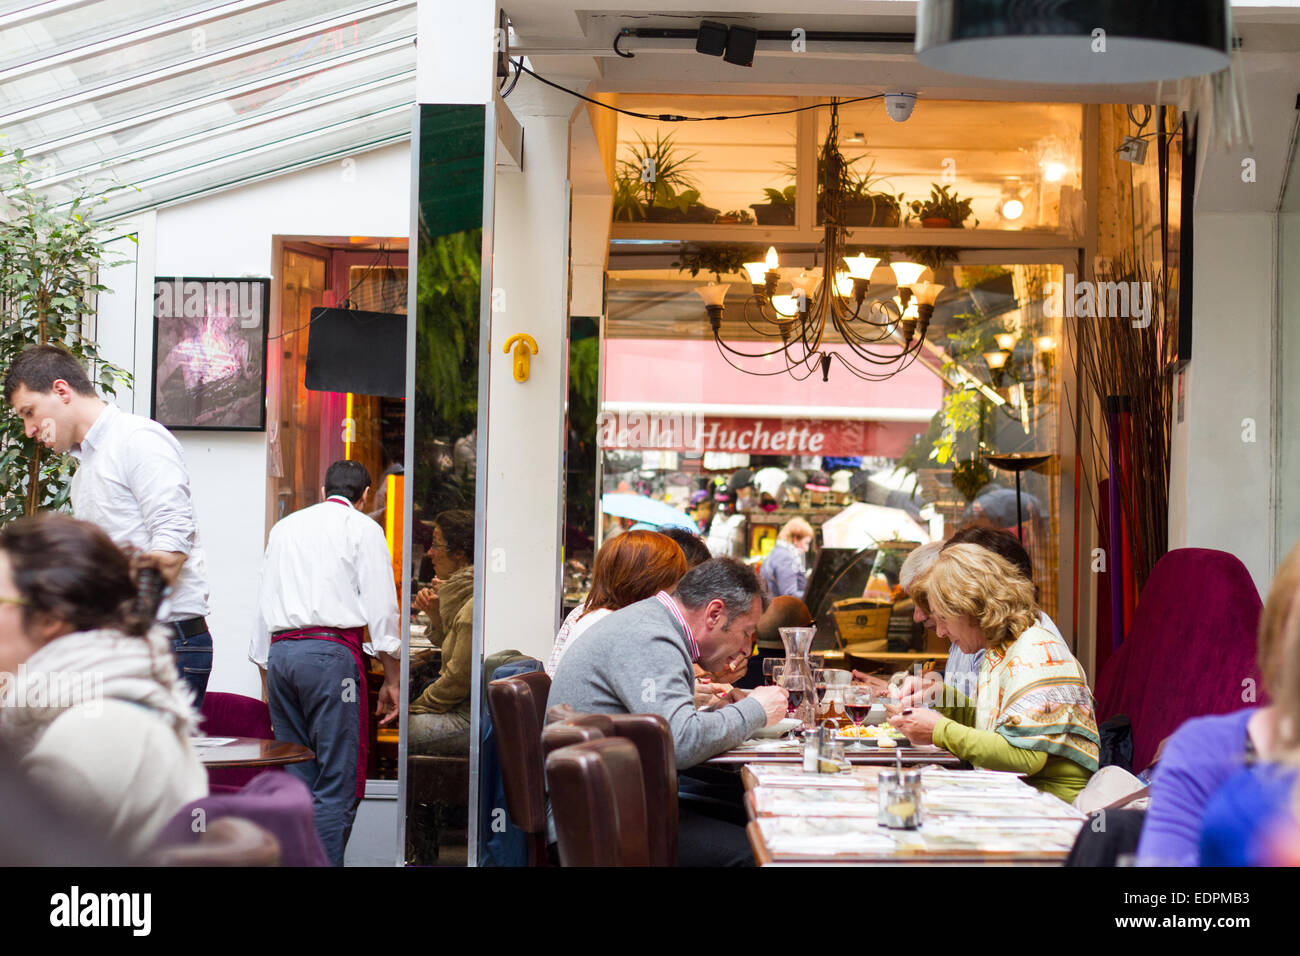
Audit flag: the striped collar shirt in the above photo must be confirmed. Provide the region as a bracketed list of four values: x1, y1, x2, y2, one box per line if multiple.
[654, 591, 700, 662]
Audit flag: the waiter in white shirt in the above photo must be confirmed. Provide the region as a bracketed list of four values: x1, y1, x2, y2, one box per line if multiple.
[251, 459, 401, 866]
[4, 344, 215, 704]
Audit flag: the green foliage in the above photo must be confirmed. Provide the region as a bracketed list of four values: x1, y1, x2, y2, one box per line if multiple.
[900, 245, 960, 273]
[762, 185, 797, 205]
[617, 132, 699, 210]
[414, 224, 482, 513]
[613, 172, 646, 221]
[0, 148, 131, 525]
[674, 243, 763, 283]
[907, 183, 977, 227]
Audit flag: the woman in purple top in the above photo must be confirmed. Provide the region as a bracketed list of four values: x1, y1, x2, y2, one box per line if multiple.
[1138, 539, 1300, 866]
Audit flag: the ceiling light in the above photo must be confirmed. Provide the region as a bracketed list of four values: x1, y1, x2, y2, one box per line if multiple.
[999, 197, 1024, 220]
[915, 0, 1231, 84]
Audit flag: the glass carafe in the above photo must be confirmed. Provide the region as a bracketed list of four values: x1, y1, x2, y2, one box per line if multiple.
[818, 669, 852, 728]
[778, 626, 819, 728]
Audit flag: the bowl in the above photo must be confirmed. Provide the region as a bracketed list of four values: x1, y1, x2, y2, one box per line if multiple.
[750, 717, 801, 739]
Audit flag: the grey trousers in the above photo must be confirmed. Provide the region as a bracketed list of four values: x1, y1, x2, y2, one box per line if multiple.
[408, 709, 471, 756]
[268, 638, 362, 866]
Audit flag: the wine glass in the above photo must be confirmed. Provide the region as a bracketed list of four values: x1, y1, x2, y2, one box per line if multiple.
[844, 685, 875, 750]
[762, 658, 780, 686]
[779, 672, 812, 727]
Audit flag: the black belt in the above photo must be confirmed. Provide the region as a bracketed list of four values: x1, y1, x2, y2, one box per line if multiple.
[171, 616, 208, 638]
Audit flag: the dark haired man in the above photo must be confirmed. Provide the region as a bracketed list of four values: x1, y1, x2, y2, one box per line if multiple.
[549, 557, 787, 865]
[4, 344, 215, 703]
[659, 526, 712, 569]
[250, 459, 401, 865]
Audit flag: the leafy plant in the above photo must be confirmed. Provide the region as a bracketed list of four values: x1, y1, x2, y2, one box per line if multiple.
[613, 172, 646, 221]
[908, 183, 977, 227]
[617, 132, 699, 210]
[950, 456, 992, 501]
[761, 185, 796, 205]
[901, 245, 961, 272]
[717, 209, 755, 224]
[674, 243, 763, 283]
[0, 148, 132, 524]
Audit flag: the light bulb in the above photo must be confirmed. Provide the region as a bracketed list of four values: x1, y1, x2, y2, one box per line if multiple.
[743, 261, 768, 285]
[789, 270, 821, 299]
[1035, 335, 1057, 352]
[994, 332, 1018, 351]
[983, 350, 1009, 370]
[842, 253, 880, 280]
[909, 281, 945, 306]
[890, 261, 927, 288]
[694, 283, 729, 307]
[765, 246, 780, 270]
[771, 294, 800, 316]
[1000, 198, 1024, 220]
[1043, 162, 1066, 183]
[834, 272, 854, 296]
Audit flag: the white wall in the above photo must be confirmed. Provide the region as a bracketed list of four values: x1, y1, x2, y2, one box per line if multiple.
[1169, 215, 1277, 595]
[98, 143, 412, 698]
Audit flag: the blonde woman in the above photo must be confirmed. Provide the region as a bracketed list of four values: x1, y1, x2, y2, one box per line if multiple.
[760, 517, 813, 599]
[889, 544, 1099, 803]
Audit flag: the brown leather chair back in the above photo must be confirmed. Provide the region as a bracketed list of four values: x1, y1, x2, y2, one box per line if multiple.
[486, 673, 549, 864]
[512, 669, 551, 727]
[546, 738, 650, 866]
[541, 713, 613, 757]
[542, 711, 677, 866]
[607, 713, 678, 866]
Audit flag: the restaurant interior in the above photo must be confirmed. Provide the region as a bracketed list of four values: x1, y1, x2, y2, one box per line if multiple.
[4, 0, 1300, 880]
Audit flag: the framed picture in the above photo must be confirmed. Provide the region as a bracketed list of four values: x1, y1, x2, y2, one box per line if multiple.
[151, 277, 269, 430]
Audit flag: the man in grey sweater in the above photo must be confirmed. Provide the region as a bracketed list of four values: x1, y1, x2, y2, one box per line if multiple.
[549, 557, 789, 767]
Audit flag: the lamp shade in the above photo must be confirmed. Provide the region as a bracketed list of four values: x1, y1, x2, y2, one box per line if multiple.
[916, 0, 1231, 84]
[742, 261, 768, 284]
[890, 261, 927, 288]
[843, 253, 880, 279]
[909, 281, 945, 306]
[695, 283, 730, 307]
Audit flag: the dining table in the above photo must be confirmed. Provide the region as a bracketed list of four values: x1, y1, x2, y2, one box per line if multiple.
[706, 736, 965, 768]
[741, 763, 1086, 865]
[191, 736, 315, 769]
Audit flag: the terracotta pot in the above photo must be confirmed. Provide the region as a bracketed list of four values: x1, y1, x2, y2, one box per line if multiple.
[922, 217, 954, 228]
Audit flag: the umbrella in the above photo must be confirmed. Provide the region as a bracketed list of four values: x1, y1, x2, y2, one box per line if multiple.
[600, 493, 699, 532]
[821, 502, 931, 550]
[966, 486, 1043, 529]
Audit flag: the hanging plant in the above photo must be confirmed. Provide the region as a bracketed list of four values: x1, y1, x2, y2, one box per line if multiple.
[674, 243, 763, 284]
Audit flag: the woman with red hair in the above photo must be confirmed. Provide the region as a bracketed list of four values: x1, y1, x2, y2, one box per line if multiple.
[546, 530, 688, 677]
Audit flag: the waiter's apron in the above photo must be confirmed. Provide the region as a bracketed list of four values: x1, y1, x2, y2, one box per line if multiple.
[271, 625, 369, 799]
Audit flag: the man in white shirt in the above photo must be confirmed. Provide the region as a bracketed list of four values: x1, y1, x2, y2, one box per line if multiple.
[5, 344, 215, 704]
[251, 459, 401, 865]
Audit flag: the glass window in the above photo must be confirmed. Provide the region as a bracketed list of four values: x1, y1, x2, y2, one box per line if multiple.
[819, 99, 1084, 236]
[612, 95, 798, 227]
[594, 256, 1067, 642]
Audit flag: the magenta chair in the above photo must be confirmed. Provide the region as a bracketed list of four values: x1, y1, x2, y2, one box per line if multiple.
[1095, 548, 1265, 772]
[200, 692, 275, 791]
[153, 771, 328, 867]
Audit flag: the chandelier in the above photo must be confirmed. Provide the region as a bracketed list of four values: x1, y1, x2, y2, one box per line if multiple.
[694, 98, 944, 382]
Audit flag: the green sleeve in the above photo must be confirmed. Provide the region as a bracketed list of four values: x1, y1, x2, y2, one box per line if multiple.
[932, 716, 1049, 775]
[932, 686, 976, 727]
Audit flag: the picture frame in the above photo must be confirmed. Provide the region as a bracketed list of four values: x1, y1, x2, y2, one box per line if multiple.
[151, 276, 270, 431]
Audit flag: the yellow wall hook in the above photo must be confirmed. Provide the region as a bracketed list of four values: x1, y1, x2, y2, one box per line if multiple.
[503, 333, 538, 382]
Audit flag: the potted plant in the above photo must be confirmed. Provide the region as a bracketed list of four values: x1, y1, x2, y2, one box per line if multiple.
[613, 171, 646, 222]
[0, 148, 131, 522]
[908, 183, 977, 228]
[715, 208, 755, 225]
[674, 242, 763, 283]
[750, 185, 795, 226]
[837, 159, 903, 228]
[616, 132, 719, 223]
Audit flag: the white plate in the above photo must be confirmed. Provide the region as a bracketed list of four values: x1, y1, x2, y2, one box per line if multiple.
[750, 717, 801, 739]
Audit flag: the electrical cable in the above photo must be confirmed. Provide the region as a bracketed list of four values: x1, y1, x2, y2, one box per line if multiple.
[511, 59, 888, 122]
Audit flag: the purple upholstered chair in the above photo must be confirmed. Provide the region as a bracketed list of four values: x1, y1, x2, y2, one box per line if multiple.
[1095, 548, 1265, 772]
[200, 692, 275, 791]
[154, 770, 329, 867]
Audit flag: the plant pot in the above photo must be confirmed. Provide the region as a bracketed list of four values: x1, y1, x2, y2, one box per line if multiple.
[922, 217, 955, 228]
[683, 204, 720, 224]
[842, 199, 900, 228]
[750, 203, 795, 226]
[645, 205, 687, 223]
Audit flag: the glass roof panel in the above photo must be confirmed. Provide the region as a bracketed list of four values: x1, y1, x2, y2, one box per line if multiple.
[0, 0, 222, 71]
[2, 0, 415, 218]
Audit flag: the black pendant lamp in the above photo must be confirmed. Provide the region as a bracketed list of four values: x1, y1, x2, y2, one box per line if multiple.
[916, 0, 1232, 84]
